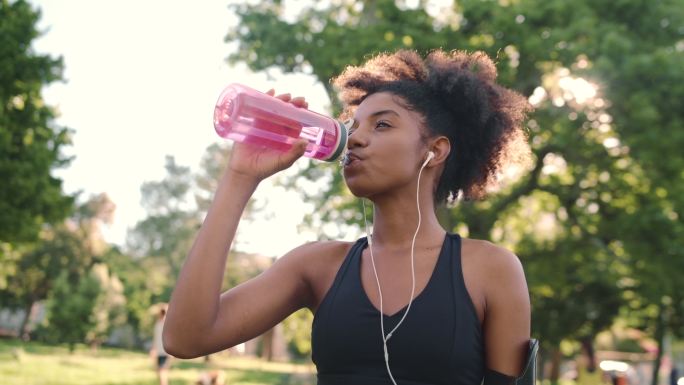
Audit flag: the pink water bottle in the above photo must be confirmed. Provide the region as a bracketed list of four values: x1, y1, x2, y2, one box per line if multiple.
[213, 83, 348, 162]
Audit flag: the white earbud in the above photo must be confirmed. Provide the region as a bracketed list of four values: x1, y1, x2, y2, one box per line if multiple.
[422, 151, 435, 168]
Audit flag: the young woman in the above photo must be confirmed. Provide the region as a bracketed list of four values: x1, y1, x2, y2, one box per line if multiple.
[164, 49, 532, 385]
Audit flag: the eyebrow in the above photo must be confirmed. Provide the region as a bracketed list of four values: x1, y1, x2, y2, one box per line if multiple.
[352, 109, 400, 126]
[370, 109, 400, 118]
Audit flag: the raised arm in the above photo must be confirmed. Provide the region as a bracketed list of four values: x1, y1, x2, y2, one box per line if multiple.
[162, 93, 311, 359]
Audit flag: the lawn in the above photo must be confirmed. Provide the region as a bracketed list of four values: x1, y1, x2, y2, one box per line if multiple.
[0, 338, 316, 385]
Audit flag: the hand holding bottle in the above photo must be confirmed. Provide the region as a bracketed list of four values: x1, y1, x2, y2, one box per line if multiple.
[214, 83, 348, 181]
[225, 90, 311, 182]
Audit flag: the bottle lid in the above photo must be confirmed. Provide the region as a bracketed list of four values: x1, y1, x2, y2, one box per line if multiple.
[323, 119, 349, 162]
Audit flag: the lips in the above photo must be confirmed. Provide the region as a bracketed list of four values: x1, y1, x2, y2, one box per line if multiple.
[342, 152, 363, 168]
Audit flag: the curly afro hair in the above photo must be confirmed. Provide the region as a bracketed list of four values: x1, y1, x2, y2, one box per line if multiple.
[332, 49, 531, 202]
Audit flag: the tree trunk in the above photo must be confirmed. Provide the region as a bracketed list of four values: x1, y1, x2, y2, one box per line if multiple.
[261, 328, 274, 361]
[538, 347, 547, 381]
[18, 300, 34, 340]
[549, 347, 562, 385]
[581, 337, 597, 373]
[651, 305, 666, 385]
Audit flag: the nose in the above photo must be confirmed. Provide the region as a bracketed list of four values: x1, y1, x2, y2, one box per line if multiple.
[347, 124, 369, 149]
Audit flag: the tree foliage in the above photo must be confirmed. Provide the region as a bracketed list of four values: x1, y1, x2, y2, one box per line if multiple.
[0, 0, 73, 243]
[40, 270, 101, 352]
[86, 263, 127, 347]
[103, 246, 159, 345]
[127, 156, 200, 281]
[0, 194, 117, 338]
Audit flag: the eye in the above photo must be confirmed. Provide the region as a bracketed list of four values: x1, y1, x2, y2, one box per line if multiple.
[346, 120, 391, 136]
[375, 120, 391, 129]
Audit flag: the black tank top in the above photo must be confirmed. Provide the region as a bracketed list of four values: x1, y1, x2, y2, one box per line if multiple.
[312, 233, 485, 385]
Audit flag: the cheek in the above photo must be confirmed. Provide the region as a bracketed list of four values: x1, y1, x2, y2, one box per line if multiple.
[343, 156, 417, 195]
[374, 157, 414, 179]
[373, 138, 422, 176]
[378, 143, 422, 174]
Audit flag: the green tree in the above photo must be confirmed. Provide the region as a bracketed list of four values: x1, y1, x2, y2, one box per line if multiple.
[103, 246, 165, 347]
[0, 226, 91, 337]
[0, 0, 74, 243]
[0, 194, 114, 338]
[194, 143, 231, 214]
[194, 142, 263, 248]
[86, 263, 127, 348]
[283, 309, 314, 360]
[589, 20, 684, 383]
[604, 189, 684, 385]
[127, 156, 200, 283]
[41, 271, 101, 352]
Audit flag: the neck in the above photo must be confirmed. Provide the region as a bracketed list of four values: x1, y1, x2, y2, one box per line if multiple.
[366, 181, 445, 251]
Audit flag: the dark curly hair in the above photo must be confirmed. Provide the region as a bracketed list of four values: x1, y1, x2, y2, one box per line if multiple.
[332, 49, 531, 202]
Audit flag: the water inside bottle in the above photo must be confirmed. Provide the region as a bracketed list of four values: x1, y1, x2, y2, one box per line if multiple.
[215, 89, 340, 160]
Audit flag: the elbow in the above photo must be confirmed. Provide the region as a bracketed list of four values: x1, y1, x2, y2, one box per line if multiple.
[162, 327, 204, 359]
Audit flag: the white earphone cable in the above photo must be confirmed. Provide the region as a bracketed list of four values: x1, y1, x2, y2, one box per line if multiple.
[362, 153, 431, 385]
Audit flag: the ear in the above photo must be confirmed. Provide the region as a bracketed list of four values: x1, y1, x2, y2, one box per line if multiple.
[427, 136, 451, 167]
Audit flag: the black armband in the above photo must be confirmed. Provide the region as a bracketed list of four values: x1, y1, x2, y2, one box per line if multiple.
[483, 339, 539, 385]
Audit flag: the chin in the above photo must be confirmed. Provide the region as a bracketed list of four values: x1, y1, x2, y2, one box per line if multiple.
[344, 179, 373, 199]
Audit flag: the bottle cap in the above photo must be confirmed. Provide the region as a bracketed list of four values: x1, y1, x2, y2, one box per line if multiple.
[323, 119, 349, 162]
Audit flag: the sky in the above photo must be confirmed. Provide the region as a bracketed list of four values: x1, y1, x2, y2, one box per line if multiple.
[32, 0, 335, 256]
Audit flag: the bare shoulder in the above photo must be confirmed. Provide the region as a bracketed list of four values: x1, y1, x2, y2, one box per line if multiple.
[279, 239, 355, 310]
[282, 239, 353, 266]
[461, 238, 525, 277]
[460, 238, 528, 310]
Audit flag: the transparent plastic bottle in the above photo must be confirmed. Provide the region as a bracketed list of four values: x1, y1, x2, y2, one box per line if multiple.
[213, 83, 348, 162]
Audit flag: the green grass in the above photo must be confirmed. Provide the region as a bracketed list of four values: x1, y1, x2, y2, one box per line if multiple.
[0, 338, 316, 385]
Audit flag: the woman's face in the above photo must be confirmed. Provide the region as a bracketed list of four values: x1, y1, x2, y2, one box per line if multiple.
[342, 92, 429, 198]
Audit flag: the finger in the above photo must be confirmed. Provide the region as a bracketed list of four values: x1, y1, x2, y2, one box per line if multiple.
[275, 93, 292, 101]
[290, 96, 308, 108]
[265, 89, 275, 96]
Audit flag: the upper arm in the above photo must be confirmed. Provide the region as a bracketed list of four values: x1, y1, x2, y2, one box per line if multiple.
[200, 243, 319, 354]
[482, 246, 531, 377]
